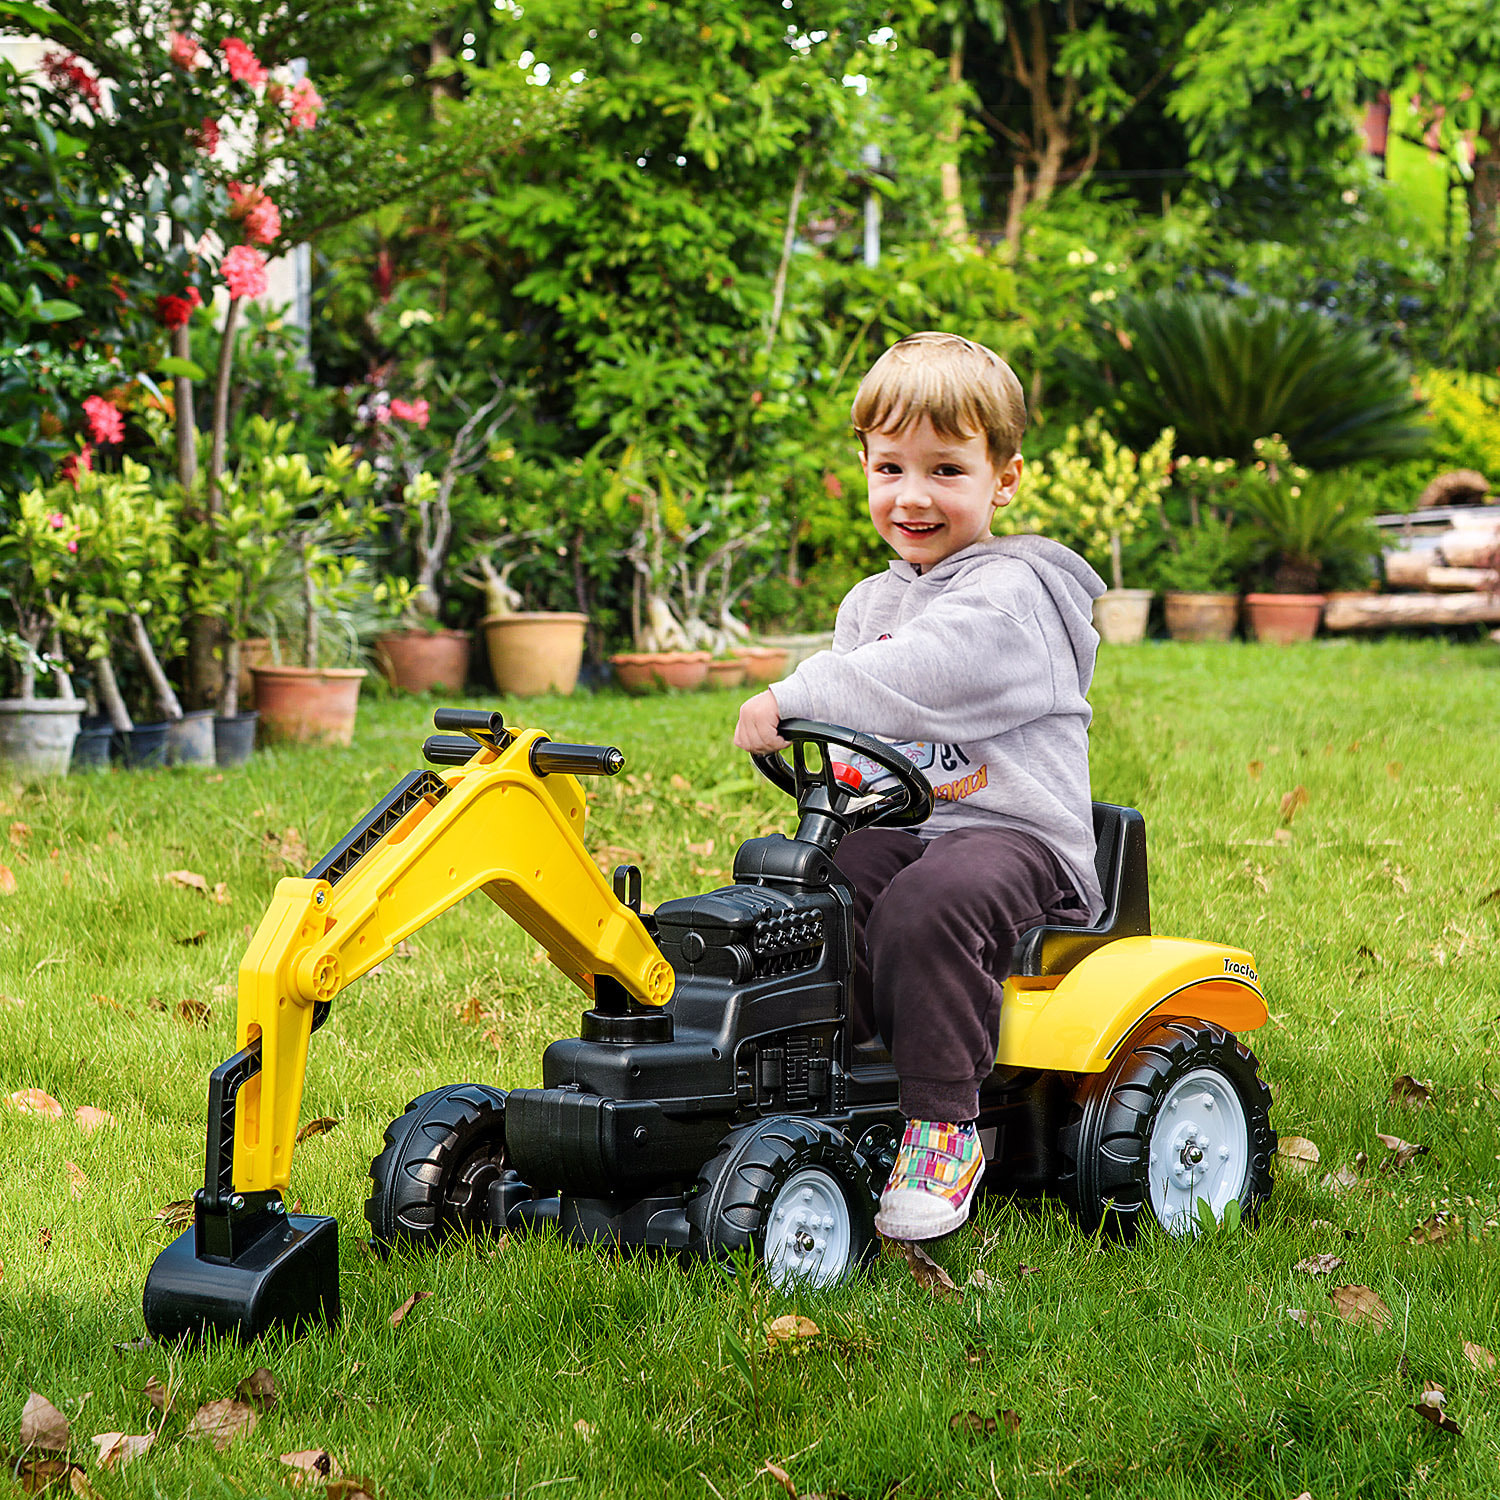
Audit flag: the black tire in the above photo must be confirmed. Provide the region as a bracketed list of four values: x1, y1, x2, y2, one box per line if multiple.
[1059, 1018, 1275, 1240]
[365, 1083, 510, 1253]
[687, 1117, 878, 1288]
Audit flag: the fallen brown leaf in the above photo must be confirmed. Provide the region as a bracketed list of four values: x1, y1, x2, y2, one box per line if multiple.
[389, 1290, 431, 1327]
[20, 1392, 71, 1452]
[143, 1376, 175, 1414]
[235, 1366, 278, 1411]
[184, 1397, 257, 1450]
[948, 1408, 1021, 1438]
[1319, 1165, 1364, 1195]
[325, 1479, 378, 1500]
[1389, 1075, 1432, 1107]
[1286, 1308, 1321, 1334]
[1407, 1212, 1462, 1246]
[10, 1457, 81, 1493]
[295, 1117, 339, 1144]
[1247, 760, 1263, 780]
[1279, 785, 1310, 823]
[7, 1088, 63, 1118]
[281, 1449, 343, 1485]
[1294, 1254, 1344, 1276]
[9, 820, 30, 846]
[90, 1432, 154, 1470]
[1462, 1340, 1495, 1371]
[761, 1462, 797, 1498]
[1329, 1284, 1391, 1330]
[73, 1106, 116, 1135]
[1017, 1263, 1039, 1278]
[175, 930, 208, 946]
[1276, 1136, 1320, 1174]
[263, 827, 309, 869]
[154, 1200, 194, 1230]
[1375, 1132, 1427, 1171]
[967, 1267, 995, 1290]
[0, 993, 22, 1008]
[0, 863, 17, 895]
[37, 1227, 51, 1249]
[1412, 1382, 1461, 1435]
[210, 882, 230, 905]
[64, 1161, 88, 1199]
[175, 997, 211, 1027]
[764, 1314, 820, 1346]
[888, 1238, 959, 1299]
[572, 1420, 595, 1442]
[164, 869, 208, 894]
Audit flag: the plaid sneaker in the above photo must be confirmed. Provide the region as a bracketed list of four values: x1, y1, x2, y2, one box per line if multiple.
[874, 1119, 985, 1241]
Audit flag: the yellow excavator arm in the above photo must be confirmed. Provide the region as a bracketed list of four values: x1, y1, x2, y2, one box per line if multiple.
[230, 724, 673, 1194]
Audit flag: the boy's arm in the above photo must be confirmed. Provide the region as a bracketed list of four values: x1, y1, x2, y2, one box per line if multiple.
[770, 575, 1054, 742]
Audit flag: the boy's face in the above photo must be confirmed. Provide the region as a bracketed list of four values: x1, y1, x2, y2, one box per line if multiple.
[860, 417, 1022, 570]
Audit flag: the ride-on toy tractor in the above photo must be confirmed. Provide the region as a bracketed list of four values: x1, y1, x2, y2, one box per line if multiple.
[143, 707, 1275, 1341]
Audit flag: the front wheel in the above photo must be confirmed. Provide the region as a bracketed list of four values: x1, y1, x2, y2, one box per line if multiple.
[687, 1118, 877, 1288]
[1059, 1019, 1275, 1239]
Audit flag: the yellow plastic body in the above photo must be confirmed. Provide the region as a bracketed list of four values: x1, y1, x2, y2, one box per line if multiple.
[231, 728, 673, 1194]
[996, 936, 1267, 1073]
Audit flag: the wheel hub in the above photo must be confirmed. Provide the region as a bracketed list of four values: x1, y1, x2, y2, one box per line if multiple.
[1146, 1067, 1249, 1234]
[764, 1169, 852, 1288]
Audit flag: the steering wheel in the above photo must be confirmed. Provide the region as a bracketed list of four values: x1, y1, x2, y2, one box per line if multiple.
[751, 719, 934, 833]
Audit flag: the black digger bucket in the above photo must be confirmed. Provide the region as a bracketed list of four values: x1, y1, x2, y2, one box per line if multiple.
[143, 1039, 340, 1341]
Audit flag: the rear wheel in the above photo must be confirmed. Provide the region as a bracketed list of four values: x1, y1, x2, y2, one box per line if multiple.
[365, 1083, 511, 1252]
[1059, 1019, 1275, 1239]
[687, 1117, 877, 1288]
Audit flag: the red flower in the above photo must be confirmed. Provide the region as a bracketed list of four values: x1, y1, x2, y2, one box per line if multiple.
[221, 244, 268, 300]
[83, 395, 125, 445]
[220, 37, 267, 86]
[228, 182, 281, 246]
[192, 116, 221, 156]
[287, 76, 323, 130]
[41, 50, 102, 110]
[59, 444, 94, 487]
[389, 397, 430, 429]
[156, 293, 195, 328]
[168, 31, 201, 69]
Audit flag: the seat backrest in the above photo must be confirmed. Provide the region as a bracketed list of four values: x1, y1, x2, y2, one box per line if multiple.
[1011, 802, 1150, 978]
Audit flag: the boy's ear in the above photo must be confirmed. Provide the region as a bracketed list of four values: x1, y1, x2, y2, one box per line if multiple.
[992, 453, 1024, 510]
[856, 444, 870, 478]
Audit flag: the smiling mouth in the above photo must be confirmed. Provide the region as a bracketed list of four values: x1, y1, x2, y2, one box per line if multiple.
[895, 521, 941, 536]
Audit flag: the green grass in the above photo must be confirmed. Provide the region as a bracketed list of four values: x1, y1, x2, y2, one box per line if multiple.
[2, 638, 1498, 1499]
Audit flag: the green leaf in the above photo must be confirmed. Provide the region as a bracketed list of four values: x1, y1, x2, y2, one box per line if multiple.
[722, 1332, 754, 1391]
[156, 356, 207, 381]
[33, 298, 84, 321]
[0, 0, 84, 38]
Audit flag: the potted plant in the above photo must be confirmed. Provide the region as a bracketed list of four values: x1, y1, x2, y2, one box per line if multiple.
[0, 487, 86, 776]
[999, 416, 1175, 645]
[371, 562, 470, 696]
[1239, 438, 1379, 643]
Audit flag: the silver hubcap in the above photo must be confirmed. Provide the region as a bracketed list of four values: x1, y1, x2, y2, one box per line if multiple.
[1146, 1067, 1249, 1234]
[763, 1168, 852, 1288]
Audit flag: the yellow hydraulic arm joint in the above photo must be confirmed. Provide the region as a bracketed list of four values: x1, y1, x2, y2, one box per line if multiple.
[230, 725, 673, 1194]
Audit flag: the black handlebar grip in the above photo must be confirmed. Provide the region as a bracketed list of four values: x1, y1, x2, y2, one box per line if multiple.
[423, 734, 482, 766]
[529, 740, 626, 778]
[433, 707, 506, 736]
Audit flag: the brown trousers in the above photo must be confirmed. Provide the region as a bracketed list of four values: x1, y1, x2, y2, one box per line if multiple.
[833, 825, 1090, 1123]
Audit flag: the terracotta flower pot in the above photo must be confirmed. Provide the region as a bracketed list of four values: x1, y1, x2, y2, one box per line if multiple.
[1092, 589, 1154, 645]
[651, 651, 710, 689]
[1163, 592, 1240, 643]
[706, 658, 748, 689]
[251, 665, 367, 746]
[733, 646, 790, 683]
[482, 612, 587, 697]
[1243, 592, 1325, 644]
[375, 629, 471, 694]
[235, 637, 273, 707]
[609, 653, 660, 695]
[0, 697, 86, 777]
[753, 632, 835, 672]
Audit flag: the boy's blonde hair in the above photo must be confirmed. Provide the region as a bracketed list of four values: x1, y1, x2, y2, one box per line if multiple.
[851, 331, 1026, 466]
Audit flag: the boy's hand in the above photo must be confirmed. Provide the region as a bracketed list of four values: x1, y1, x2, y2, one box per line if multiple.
[733, 689, 787, 755]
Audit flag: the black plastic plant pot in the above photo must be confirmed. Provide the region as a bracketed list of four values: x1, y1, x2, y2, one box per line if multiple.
[116, 721, 169, 769]
[142, 1209, 341, 1342]
[213, 711, 259, 768]
[167, 709, 216, 767]
[70, 719, 114, 772]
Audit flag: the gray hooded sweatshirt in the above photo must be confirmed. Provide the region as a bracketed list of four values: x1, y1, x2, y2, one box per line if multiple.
[770, 535, 1107, 922]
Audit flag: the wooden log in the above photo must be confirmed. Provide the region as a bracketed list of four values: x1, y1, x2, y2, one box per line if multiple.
[1438, 529, 1500, 567]
[1383, 551, 1437, 588]
[1427, 566, 1497, 592]
[1324, 591, 1500, 631]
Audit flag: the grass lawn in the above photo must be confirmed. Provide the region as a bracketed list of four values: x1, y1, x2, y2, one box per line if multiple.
[2, 638, 1498, 1499]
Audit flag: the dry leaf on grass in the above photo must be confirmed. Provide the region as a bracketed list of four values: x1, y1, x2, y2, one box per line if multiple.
[1389, 1075, 1433, 1107]
[235, 1367, 277, 1411]
[325, 1479, 379, 1500]
[65, 1161, 88, 1199]
[1408, 1212, 1462, 1246]
[1294, 1254, 1345, 1276]
[154, 1200, 194, 1230]
[0, 863, 17, 895]
[1462, 1340, 1495, 1371]
[764, 1314, 820, 1346]
[1319, 1164, 1365, 1195]
[949, 1408, 1021, 1438]
[210, 882, 230, 905]
[164, 869, 208, 894]
[1412, 1382, 1462, 1436]
[1279, 785, 1310, 823]
[1286, 1308, 1321, 1335]
[887, 1238, 959, 1299]
[572, 1420, 595, 1442]
[1375, 1132, 1428, 1171]
[967, 1267, 994, 1289]
[9, 821, 30, 845]
[295, 1117, 339, 1144]
[263, 827, 309, 868]
[1017, 1263, 1039, 1278]
[175, 997, 211, 1027]
[74, 1106, 115, 1135]
[1, 993, 22, 1008]
[21, 1392, 71, 1452]
[37, 1227, 52, 1249]
[9, 1457, 85, 1493]
[281, 1448, 343, 1484]
[176, 930, 208, 946]
[1329, 1284, 1391, 1330]
[90, 1432, 154, 1470]
[185, 1398, 257, 1450]
[760, 1461, 797, 1497]
[7, 1088, 63, 1118]
[389, 1290, 431, 1327]
[143, 1376, 175, 1415]
[1276, 1136, 1320, 1174]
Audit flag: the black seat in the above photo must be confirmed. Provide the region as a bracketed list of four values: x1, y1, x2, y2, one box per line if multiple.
[1011, 803, 1150, 978]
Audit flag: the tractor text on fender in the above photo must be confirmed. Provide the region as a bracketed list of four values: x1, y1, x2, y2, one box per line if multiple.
[1223, 958, 1259, 985]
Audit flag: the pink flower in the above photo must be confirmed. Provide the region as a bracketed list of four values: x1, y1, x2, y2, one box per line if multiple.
[168, 31, 201, 69]
[82, 395, 125, 446]
[228, 182, 281, 246]
[221, 244, 268, 300]
[389, 397, 430, 428]
[58, 445, 93, 487]
[68, 539, 78, 553]
[41, 50, 102, 110]
[220, 37, 267, 86]
[287, 76, 323, 130]
[47, 512, 66, 528]
[192, 115, 221, 156]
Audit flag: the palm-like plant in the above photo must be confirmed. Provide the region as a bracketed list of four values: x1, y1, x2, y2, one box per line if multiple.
[1080, 292, 1428, 469]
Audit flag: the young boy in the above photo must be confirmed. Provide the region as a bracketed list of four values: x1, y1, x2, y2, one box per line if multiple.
[733, 331, 1106, 1242]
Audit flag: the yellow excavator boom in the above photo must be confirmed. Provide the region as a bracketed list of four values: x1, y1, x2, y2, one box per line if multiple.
[230, 727, 673, 1194]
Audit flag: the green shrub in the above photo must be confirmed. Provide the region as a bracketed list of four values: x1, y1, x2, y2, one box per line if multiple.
[1079, 291, 1428, 469]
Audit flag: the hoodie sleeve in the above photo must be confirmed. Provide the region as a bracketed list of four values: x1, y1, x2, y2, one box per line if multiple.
[772, 568, 1056, 742]
[830, 575, 877, 654]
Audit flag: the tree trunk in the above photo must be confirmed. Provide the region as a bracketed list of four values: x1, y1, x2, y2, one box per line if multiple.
[1324, 591, 1500, 630]
[94, 654, 133, 732]
[127, 611, 184, 720]
[206, 295, 243, 517]
[939, 23, 968, 244]
[301, 541, 319, 669]
[764, 161, 808, 360]
[219, 638, 242, 718]
[1471, 115, 1500, 262]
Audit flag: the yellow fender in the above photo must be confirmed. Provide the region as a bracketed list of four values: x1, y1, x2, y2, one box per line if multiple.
[996, 936, 1266, 1073]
